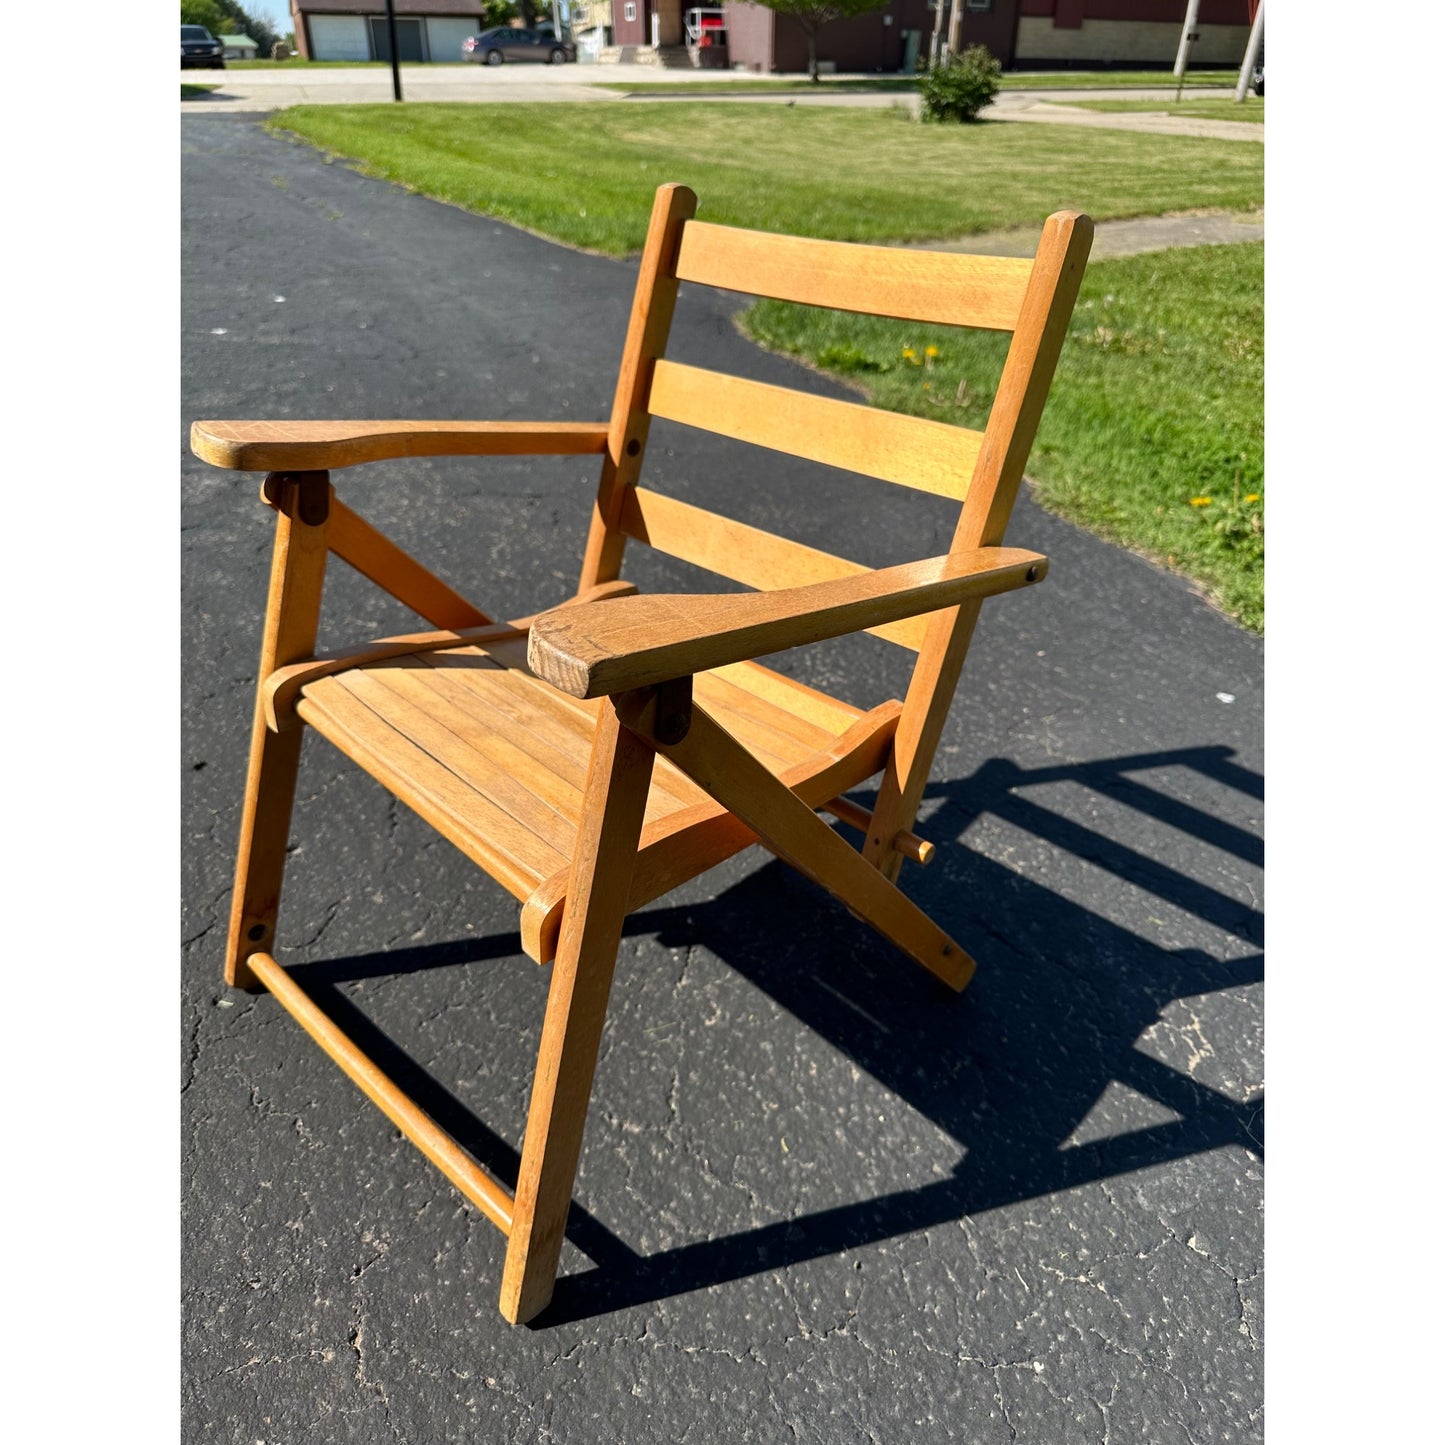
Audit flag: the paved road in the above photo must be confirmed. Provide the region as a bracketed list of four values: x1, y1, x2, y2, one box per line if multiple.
[181, 64, 1262, 140]
[182, 115, 1262, 1443]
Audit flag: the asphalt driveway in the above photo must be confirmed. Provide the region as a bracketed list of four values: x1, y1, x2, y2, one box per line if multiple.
[182, 115, 1262, 1442]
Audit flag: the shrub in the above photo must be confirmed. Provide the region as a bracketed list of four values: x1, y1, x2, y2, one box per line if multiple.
[920, 45, 1002, 124]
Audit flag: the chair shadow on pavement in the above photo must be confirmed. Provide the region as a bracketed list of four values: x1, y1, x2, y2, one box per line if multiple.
[284, 744, 1264, 1327]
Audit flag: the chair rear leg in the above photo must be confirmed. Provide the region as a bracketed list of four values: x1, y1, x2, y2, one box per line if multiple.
[225, 472, 331, 990]
[500, 700, 655, 1325]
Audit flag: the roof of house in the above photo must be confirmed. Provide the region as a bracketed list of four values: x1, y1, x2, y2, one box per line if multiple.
[295, 1, 483, 15]
[219, 34, 257, 44]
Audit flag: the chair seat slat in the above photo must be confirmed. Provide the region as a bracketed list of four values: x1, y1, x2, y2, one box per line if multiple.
[297, 639, 877, 910]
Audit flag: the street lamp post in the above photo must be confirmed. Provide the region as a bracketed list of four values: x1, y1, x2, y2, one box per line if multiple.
[385, 0, 403, 101]
[1235, 0, 1264, 103]
[1173, 0, 1201, 103]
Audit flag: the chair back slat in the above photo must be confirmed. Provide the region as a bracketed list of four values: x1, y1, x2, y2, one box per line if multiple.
[675, 220, 1033, 332]
[619, 487, 930, 650]
[649, 360, 983, 501]
[580, 183, 1094, 716]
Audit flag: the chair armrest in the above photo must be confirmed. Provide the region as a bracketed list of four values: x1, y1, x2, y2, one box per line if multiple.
[189, 419, 611, 472]
[527, 547, 1048, 699]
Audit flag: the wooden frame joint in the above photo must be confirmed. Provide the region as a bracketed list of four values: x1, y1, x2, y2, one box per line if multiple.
[261, 470, 331, 526]
[820, 795, 936, 867]
[654, 675, 693, 745]
[616, 677, 693, 747]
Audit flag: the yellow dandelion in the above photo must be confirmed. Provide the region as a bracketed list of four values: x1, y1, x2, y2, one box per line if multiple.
[901, 347, 916, 360]
[1189, 497, 1213, 507]
[1243, 493, 1260, 503]
[925, 345, 939, 358]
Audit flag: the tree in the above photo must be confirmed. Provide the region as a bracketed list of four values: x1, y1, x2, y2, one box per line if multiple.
[180, 1, 280, 55]
[228, 3, 281, 54]
[181, 0, 229, 32]
[479, 0, 519, 26]
[747, 0, 891, 83]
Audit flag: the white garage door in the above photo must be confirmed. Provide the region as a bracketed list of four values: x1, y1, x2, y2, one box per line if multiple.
[426, 17, 478, 62]
[309, 15, 371, 62]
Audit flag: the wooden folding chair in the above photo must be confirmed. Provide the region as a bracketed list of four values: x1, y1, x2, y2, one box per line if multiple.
[191, 184, 1092, 1325]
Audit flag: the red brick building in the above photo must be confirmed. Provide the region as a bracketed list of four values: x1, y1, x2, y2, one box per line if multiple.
[611, 1, 1257, 75]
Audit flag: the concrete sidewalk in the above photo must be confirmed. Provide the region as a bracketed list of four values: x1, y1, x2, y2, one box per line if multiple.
[920, 208, 1264, 258]
[181, 65, 1262, 140]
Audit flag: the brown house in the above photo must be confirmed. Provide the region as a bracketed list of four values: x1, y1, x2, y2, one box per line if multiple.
[291, 0, 486, 62]
[1014, 0, 1259, 68]
[613, 0, 1257, 75]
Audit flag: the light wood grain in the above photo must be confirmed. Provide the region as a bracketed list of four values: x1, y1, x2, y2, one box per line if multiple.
[297, 679, 570, 900]
[866, 210, 1095, 883]
[707, 660, 866, 734]
[291, 625, 874, 917]
[248, 951, 516, 1234]
[261, 579, 640, 732]
[617, 488, 929, 650]
[520, 702, 901, 964]
[206, 191, 1095, 1325]
[578, 183, 698, 590]
[225, 473, 331, 989]
[326, 498, 494, 630]
[500, 702, 655, 1325]
[648, 359, 984, 501]
[528, 547, 1047, 699]
[341, 668, 582, 858]
[819, 794, 935, 866]
[264, 622, 527, 732]
[675, 219, 1033, 332]
[617, 698, 974, 991]
[191, 418, 609, 472]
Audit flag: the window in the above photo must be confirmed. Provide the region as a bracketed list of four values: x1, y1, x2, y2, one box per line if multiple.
[624, 2, 636, 19]
[965, 0, 993, 11]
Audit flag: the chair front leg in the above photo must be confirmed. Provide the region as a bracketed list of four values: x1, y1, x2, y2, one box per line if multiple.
[224, 472, 331, 989]
[500, 696, 655, 1325]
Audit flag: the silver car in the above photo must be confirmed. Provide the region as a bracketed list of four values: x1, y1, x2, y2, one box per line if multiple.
[461, 27, 575, 65]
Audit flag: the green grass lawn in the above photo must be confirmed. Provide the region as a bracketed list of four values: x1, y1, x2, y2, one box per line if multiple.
[1002, 69, 1237, 89]
[268, 102, 1262, 256]
[745, 243, 1264, 630]
[1066, 96, 1263, 122]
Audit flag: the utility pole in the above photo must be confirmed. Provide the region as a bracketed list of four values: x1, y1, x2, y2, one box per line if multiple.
[1173, 0, 1201, 102]
[947, 0, 963, 60]
[931, 0, 945, 67]
[1235, 0, 1264, 102]
[384, 0, 402, 101]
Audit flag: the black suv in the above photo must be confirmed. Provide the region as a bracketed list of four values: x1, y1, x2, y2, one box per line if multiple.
[182, 25, 226, 69]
